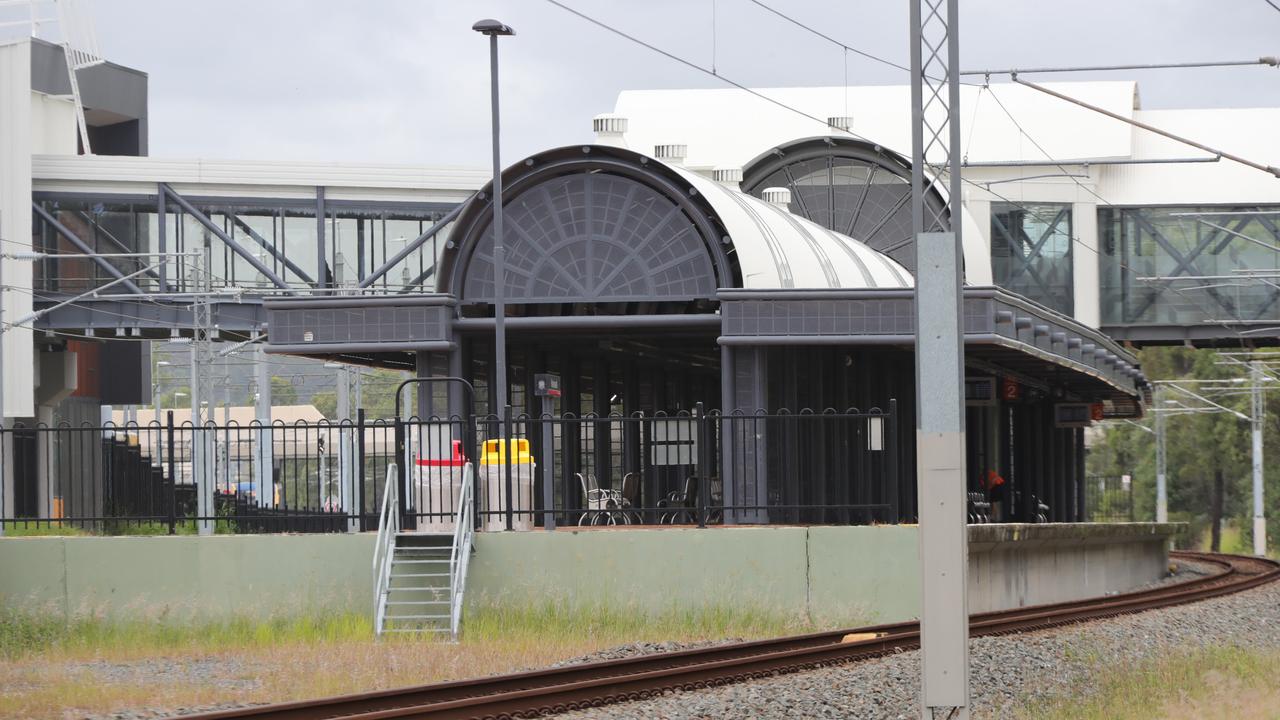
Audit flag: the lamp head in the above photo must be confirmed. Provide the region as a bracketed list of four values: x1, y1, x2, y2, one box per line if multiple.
[472, 18, 515, 36]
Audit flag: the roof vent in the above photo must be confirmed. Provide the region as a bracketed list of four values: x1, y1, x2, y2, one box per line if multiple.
[827, 116, 854, 132]
[593, 114, 628, 148]
[762, 187, 792, 209]
[712, 167, 743, 189]
[654, 144, 687, 165]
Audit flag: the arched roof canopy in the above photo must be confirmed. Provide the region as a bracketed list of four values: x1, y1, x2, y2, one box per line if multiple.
[440, 145, 738, 306]
[741, 136, 949, 273]
[440, 144, 912, 308]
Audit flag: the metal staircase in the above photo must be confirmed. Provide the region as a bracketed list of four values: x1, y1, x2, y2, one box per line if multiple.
[374, 463, 475, 638]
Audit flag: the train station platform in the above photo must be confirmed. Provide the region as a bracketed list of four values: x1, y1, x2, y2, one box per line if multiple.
[0, 522, 1181, 625]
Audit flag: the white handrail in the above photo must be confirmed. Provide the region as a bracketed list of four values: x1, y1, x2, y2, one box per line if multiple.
[449, 462, 475, 641]
[372, 463, 399, 636]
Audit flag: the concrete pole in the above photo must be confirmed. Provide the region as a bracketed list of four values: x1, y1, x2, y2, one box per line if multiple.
[1251, 361, 1266, 556]
[910, 0, 969, 716]
[254, 345, 273, 508]
[1155, 385, 1168, 524]
[0, 235, 7, 537]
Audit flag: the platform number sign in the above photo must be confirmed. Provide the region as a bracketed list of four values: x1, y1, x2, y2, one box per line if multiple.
[1090, 403, 1106, 422]
[1001, 377, 1021, 402]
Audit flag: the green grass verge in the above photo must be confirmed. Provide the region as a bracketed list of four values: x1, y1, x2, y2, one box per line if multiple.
[0, 608, 374, 660]
[0, 599, 817, 661]
[1021, 644, 1280, 719]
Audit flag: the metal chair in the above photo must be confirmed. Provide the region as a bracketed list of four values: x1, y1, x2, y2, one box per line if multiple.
[576, 472, 625, 526]
[657, 475, 698, 525]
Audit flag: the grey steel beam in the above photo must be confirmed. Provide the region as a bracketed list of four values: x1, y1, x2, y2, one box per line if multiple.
[359, 203, 464, 288]
[264, 341, 455, 354]
[30, 296, 265, 331]
[31, 202, 144, 295]
[157, 184, 167, 289]
[159, 184, 293, 292]
[453, 314, 722, 332]
[316, 186, 327, 291]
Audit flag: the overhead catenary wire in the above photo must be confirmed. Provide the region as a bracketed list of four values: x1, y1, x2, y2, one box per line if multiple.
[1012, 76, 1280, 179]
[965, 56, 1279, 76]
[548, 0, 1265, 352]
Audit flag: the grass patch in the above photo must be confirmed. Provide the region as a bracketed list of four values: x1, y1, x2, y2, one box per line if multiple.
[1, 525, 89, 537]
[0, 601, 824, 719]
[1021, 644, 1280, 719]
[0, 608, 373, 660]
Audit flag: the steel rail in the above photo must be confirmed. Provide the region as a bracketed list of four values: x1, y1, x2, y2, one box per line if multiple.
[181, 551, 1277, 720]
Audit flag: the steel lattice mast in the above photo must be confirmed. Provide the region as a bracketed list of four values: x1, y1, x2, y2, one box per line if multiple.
[910, 0, 969, 717]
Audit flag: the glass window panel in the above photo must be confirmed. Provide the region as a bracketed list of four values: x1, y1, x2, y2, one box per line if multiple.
[990, 202, 1073, 315]
[1098, 206, 1280, 326]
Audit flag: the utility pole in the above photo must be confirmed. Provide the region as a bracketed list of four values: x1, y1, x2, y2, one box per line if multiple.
[1155, 384, 1168, 524]
[1251, 360, 1266, 556]
[191, 235, 214, 535]
[910, 0, 969, 717]
[254, 344, 273, 508]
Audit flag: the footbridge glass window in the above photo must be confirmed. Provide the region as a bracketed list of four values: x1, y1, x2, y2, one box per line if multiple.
[990, 202, 1073, 315]
[1099, 206, 1280, 327]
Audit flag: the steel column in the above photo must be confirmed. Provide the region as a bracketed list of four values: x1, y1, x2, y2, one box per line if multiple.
[316, 186, 327, 292]
[910, 0, 969, 716]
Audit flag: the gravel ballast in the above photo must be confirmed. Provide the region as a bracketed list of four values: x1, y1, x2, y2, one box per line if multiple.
[558, 562, 1280, 719]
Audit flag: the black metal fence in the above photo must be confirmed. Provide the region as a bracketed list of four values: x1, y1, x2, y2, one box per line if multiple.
[0, 404, 899, 534]
[1084, 475, 1135, 523]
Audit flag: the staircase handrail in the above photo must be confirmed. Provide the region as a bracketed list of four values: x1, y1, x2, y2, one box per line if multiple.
[372, 462, 399, 635]
[449, 462, 475, 640]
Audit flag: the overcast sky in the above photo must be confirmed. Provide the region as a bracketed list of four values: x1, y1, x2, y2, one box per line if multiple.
[80, 0, 1280, 167]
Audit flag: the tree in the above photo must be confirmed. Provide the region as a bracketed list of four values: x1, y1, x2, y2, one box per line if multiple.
[311, 391, 337, 419]
[1090, 346, 1253, 551]
[270, 376, 298, 406]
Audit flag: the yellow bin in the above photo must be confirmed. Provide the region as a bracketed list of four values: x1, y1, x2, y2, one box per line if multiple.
[480, 438, 535, 531]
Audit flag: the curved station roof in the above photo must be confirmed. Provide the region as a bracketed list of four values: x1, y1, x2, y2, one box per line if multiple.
[438, 144, 911, 305]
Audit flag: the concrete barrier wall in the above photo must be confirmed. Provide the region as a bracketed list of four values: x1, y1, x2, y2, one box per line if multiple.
[0, 524, 1178, 624]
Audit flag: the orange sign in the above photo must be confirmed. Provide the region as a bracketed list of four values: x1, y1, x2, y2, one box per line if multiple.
[1001, 378, 1021, 401]
[1090, 403, 1106, 422]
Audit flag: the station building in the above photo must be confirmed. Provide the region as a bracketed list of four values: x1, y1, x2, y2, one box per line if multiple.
[3, 34, 1279, 531]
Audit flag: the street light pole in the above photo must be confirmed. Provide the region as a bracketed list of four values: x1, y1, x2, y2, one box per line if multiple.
[474, 18, 515, 423]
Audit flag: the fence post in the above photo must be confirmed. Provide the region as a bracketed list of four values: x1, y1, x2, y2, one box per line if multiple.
[357, 408, 367, 532]
[166, 410, 176, 535]
[887, 399, 899, 524]
[696, 402, 709, 528]
[394, 416, 408, 531]
[504, 406, 514, 532]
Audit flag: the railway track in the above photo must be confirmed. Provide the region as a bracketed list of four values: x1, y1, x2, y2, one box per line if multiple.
[186, 551, 1279, 720]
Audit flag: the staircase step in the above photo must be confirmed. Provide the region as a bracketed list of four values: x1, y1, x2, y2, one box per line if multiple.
[392, 559, 450, 564]
[385, 613, 452, 619]
[395, 533, 454, 548]
[389, 572, 451, 578]
[383, 627, 451, 633]
[386, 600, 450, 606]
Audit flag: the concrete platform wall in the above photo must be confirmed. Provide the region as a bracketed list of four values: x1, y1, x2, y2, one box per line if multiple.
[0, 524, 1178, 624]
